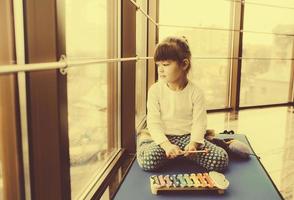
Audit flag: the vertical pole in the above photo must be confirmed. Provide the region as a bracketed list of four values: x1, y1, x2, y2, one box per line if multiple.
[147, 0, 158, 88]
[24, 0, 71, 199]
[121, 0, 136, 153]
[230, 1, 245, 111]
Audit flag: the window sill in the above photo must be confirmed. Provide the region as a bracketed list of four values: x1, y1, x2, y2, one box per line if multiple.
[80, 148, 130, 200]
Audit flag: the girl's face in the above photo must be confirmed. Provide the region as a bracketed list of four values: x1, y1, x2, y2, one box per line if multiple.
[156, 60, 187, 84]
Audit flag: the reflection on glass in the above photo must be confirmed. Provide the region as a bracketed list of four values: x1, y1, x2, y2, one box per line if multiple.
[136, 0, 147, 126]
[65, 0, 117, 198]
[240, 2, 294, 106]
[189, 59, 230, 109]
[68, 63, 109, 199]
[159, 0, 233, 109]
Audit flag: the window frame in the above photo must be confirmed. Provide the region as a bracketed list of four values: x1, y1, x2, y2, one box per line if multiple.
[23, 0, 71, 199]
[54, 0, 122, 199]
[121, 0, 137, 154]
[290, 44, 294, 104]
[147, 0, 159, 89]
[229, 0, 244, 111]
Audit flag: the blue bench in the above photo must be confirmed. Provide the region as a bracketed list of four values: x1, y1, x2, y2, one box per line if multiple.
[113, 134, 283, 200]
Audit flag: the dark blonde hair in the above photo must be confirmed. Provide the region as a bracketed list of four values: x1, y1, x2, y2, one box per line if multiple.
[154, 36, 191, 73]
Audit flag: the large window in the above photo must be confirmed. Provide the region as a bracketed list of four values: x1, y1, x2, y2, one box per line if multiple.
[159, 0, 234, 109]
[135, 0, 148, 127]
[65, 0, 119, 198]
[240, 1, 294, 106]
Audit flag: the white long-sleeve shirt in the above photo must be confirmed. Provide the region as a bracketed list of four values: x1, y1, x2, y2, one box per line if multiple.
[147, 80, 207, 145]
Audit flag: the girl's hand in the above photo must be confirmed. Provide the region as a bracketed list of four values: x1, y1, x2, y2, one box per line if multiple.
[183, 141, 201, 157]
[160, 141, 183, 159]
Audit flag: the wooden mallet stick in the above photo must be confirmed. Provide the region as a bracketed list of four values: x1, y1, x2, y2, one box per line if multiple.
[180, 148, 209, 155]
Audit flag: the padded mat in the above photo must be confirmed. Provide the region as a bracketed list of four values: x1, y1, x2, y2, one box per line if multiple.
[113, 134, 283, 200]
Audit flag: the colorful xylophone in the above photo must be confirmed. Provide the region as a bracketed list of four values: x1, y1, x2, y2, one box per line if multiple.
[150, 171, 229, 195]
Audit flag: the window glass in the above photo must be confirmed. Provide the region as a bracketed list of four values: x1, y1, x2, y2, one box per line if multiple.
[65, 0, 118, 198]
[136, 0, 147, 126]
[159, 0, 233, 109]
[240, 2, 294, 106]
[251, 0, 294, 8]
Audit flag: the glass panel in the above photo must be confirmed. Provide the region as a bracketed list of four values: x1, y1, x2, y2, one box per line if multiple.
[68, 63, 110, 199]
[240, 58, 291, 106]
[240, 2, 294, 106]
[136, 60, 147, 126]
[136, 0, 147, 126]
[159, 0, 232, 28]
[159, 0, 233, 109]
[244, 1, 294, 33]
[65, 0, 118, 198]
[250, 0, 294, 8]
[189, 58, 230, 109]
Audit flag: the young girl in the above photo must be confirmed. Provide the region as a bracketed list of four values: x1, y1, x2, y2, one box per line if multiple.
[137, 36, 229, 172]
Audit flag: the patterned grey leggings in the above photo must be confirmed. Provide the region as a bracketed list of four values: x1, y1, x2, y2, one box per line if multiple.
[137, 134, 229, 172]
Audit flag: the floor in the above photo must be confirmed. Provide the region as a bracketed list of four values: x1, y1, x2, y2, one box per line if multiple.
[207, 106, 294, 200]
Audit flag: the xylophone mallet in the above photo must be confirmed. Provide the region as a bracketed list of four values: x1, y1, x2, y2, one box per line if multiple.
[180, 148, 209, 155]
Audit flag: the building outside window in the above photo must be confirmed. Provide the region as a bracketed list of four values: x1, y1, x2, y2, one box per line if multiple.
[240, 0, 294, 106]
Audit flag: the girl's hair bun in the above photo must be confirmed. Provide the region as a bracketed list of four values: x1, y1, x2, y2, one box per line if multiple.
[182, 36, 189, 44]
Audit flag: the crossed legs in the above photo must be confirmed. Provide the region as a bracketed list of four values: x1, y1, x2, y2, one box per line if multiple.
[137, 133, 229, 172]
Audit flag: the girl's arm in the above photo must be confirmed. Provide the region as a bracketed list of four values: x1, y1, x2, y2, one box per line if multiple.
[190, 89, 207, 144]
[146, 84, 169, 145]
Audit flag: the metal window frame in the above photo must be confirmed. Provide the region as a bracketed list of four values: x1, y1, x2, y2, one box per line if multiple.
[229, 0, 244, 111]
[289, 40, 294, 104]
[107, 0, 120, 153]
[147, 0, 158, 89]
[135, 0, 149, 132]
[121, 0, 137, 154]
[23, 0, 71, 199]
